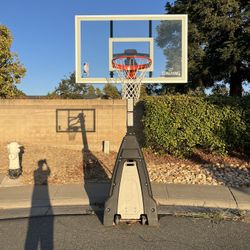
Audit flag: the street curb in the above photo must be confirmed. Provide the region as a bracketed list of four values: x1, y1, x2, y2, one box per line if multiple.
[0, 205, 99, 220]
[158, 205, 245, 216]
[1, 204, 249, 221]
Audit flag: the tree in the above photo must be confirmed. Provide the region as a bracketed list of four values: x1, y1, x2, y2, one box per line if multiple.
[95, 87, 103, 97]
[157, 0, 250, 96]
[139, 84, 148, 100]
[0, 25, 26, 98]
[103, 83, 121, 99]
[87, 85, 96, 95]
[156, 20, 182, 76]
[49, 72, 88, 99]
[211, 83, 229, 96]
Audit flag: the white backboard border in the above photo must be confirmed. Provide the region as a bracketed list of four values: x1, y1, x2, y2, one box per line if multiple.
[75, 14, 188, 84]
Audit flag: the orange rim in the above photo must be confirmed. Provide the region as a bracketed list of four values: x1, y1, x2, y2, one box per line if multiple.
[112, 55, 152, 71]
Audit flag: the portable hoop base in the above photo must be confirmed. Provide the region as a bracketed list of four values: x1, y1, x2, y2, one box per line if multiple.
[103, 131, 158, 226]
[104, 50, 158, 226]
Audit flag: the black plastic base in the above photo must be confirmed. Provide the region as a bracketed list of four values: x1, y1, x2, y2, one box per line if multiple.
[103, 132, 158, 226]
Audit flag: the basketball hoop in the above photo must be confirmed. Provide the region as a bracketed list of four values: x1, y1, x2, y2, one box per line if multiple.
[112, 50, 152, 102]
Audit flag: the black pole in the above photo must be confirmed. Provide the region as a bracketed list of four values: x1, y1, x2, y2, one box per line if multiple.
[110, 21, 114, 78]
[110, 20, 113, 38]
[149, 20, 152, 37]
[149, 20, 152, 78]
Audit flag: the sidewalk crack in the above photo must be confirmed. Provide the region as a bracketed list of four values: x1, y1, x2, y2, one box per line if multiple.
[228, 187, 238, 209]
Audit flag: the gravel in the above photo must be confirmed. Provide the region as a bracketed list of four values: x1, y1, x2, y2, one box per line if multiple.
[148, 163, 250, 187]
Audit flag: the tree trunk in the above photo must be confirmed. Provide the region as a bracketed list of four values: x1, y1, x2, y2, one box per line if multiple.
[229, 72, 242, 97]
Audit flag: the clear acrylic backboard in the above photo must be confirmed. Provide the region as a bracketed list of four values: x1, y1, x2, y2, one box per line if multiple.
[75, 15, 188, 85]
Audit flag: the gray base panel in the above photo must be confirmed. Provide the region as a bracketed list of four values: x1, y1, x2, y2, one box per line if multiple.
[103, 132, 158, 226]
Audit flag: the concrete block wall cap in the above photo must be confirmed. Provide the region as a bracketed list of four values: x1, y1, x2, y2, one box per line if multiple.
[0, 99, 126, 106]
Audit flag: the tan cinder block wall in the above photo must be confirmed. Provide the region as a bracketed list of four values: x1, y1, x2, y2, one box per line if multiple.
[0, 99, 126, 151]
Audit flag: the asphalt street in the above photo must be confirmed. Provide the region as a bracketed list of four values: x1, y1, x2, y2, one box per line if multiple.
[0, 215, 250, 250]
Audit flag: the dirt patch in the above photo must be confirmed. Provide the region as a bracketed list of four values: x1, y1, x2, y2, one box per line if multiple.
[0, 143, 249, 187]
[0, 143, 115, 185]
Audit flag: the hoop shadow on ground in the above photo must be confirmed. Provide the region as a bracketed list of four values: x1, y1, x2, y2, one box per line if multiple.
[76, 113, 110, 223]
[25, 159, 53, 250]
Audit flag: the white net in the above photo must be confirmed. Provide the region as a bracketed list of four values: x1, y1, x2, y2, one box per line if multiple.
[113, 56, 151, 102]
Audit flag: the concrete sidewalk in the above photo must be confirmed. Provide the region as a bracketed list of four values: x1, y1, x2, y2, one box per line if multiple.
[0, 173, 250, 219]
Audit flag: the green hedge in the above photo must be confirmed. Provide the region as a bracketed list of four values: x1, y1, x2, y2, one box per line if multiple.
[143, 95, 250, 157]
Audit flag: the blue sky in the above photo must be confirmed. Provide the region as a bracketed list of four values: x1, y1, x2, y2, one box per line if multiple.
[0, 0, 169, 95]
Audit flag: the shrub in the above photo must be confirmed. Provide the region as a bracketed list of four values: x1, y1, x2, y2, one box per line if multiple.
[143, 95, 250, 157]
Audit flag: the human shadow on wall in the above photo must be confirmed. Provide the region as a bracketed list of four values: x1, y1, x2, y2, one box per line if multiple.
[25, 159, 53, 250]
[75, 113, 110, 223]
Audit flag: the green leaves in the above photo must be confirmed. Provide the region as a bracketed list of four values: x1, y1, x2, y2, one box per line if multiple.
[161, 0, 250, 96]
[103, 83, 121, 99]
[143, 95, 250, 157]
[0, 25, 26, 98]
[49, 72, 89, 99]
